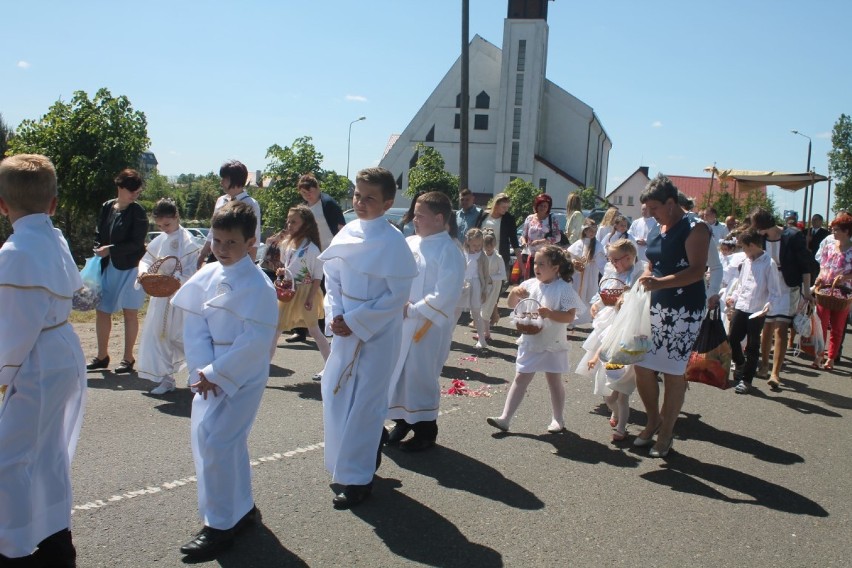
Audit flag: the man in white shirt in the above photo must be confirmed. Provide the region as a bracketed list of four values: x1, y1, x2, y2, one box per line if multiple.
[702, 207, 729, 242]
[627, 203, 658, 264]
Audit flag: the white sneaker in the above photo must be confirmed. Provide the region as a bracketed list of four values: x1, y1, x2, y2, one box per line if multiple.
[486, 416, 510, 432]
[150, 380, 176, 395]
[475, 340, 488, 349]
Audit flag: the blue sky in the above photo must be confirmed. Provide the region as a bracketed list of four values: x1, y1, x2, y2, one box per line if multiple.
[2, 0, 850, 215]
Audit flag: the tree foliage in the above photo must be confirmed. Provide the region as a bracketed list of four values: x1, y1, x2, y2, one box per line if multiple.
[707, 181, 777, 223]
[828, 113, 852, 214]
[575, 186, 597, 210]
[6, 89, 149, 260]
[503, 178, 540, 221]
[0, 113, 13, 158]
[406, 144, 460, 203]
[257, 136, 350, 231]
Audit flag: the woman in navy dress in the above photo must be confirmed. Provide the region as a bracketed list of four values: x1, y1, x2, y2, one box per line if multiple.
[635, 175, 710, 457]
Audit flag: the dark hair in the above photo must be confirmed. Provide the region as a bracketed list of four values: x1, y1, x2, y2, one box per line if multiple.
[830, 212, 852, 234]
[418, 191, 452, 223]
[737, 228, 763, 248]
[704, 207, 718, 216]
[297, 173, 319, 190]
[211, 201, 256, 240]
[115, 168, 143, 191]
[536, 244, 574, 283]
[285, 204, 321, 250]
[749, 207, 775, 230]
[640, 174, 678, 205]
[677, 192, 694, 211]
[459, 188, 473, 198]
[581, 218, 598, 262]
[447, 211, 459, 239]
[355, 167, 397, 202]
[152, 198, 178, 218]
[811, 213, 824, 223]
[401, 191, 425, 226]
[219, 160, 248, 189]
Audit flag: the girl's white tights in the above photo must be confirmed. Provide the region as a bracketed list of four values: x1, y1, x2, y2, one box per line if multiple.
[605, 391, 630, 434]
[498, 372, 566, 429]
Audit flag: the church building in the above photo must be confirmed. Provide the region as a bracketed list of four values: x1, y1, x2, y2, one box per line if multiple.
[380, 0, 611, 207]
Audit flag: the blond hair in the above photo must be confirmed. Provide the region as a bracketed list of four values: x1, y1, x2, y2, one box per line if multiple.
[0, 154, 57, 214]
[606, 238, 637, 258]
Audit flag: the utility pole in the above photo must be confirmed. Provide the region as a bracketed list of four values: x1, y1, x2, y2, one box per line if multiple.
[459, 0, 470, 192]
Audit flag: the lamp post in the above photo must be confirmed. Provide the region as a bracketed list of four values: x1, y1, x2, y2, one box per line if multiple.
[347, 116, 367, 180]
[791, 130, 812, 225]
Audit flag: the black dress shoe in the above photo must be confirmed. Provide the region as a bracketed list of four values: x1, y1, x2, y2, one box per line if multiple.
[179, 526, 235, 558]
[386, 420, 412, 446]
[399, 436, 436, 452]
[284, 332, 307, 343]
[376, 428, 389, 470]
[86, 356, 110, 370]
[332, 483, 372, 510]
[33, 528, 76, 567]
[114, 359, 135, 374]
[234, 505, 261, 532]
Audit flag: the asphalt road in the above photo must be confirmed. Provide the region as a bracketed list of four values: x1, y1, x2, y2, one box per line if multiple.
[69, 307, 851, 567]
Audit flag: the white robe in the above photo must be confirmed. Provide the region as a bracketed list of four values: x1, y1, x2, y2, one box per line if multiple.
[387, 232, 465, 423]
[319, 217, 416, 486]
[480, 250, 506, 321]
[628, 216, 658, 265]
[136, 227, 201, 383]
[0, 214, 86, 558]
[170, 255, 277, 530]
[566, 237, 606, 325]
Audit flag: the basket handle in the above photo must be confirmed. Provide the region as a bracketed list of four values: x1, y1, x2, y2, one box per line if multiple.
[513, 297, 542, 316]
[275, 267, 295, 286]
[147, 255, 182, 277]
[599, 277, 627, 290]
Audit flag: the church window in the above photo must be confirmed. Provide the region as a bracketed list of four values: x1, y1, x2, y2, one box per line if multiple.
[475, 91, 490, 109]
[454, 114, 460, 129]
[474, 114, 488, 130]
[517, 40, 526, 72]
[628, 196, 634, 206]
[396, 173, 403, 190]
[409, 150, 419, 169]
[510, 142, 520, 173]
[513, 108, 522, 139]
[455, 93, 461, 108]
[425, 124, 435, 142]
[539, 178, 547, 191]
[514, 73, 524, 106]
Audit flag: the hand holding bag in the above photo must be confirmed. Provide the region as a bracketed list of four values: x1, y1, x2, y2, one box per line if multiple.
[72, 256, 103, 311]
[600, 284, 652, 365]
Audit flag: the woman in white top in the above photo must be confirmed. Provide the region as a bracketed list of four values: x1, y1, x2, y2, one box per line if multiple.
[566, 219, 606, 325]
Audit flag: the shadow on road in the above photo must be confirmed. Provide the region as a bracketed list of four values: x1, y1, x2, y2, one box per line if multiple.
[269, 364, 295, 379]
[86, 373, 152, 392]
[350, 477, 503, 568]
[385, 446, 544, 510]
[503, 430, 641, 468]
[266, 380, 322, 402]
[641, 454, 829, 517]
[441, 364, 508, 385]
[778, 377, 852, 410]
[147, 390, 193, 418]
[181, 521, 308, 567]
[748, 387, 843, 417]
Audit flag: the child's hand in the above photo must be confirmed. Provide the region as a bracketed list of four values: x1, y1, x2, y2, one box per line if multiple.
[511, 286, 529, 299]
[538, 306, 553, 319]
[725, 297, 734, 307]
[331, 315, 353, 337]
[590, 303, 599, 318]
[192, 371, 219, 400]
[304, 298, 313, 311]
[587, 355, 599, 370]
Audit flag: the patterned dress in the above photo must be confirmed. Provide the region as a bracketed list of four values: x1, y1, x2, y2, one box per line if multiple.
[641, 214, 707, 375]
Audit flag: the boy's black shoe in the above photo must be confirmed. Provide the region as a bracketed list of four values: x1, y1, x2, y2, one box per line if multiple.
[32, 528, 76, 567]
[386, 420, 411, 445]
[332, 483, 372, 510]
[179, 526, 235, 558]
[284, 329, 307, 343]
[235, 505, 261, 532]
[399, 436, 436, 452]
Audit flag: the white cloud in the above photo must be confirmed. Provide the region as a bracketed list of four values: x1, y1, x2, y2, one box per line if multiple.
[346, 94, 368, 102]
[816, 131, 832, 139]
[16, 60, 30, 69]
[651, 120, 662, 128]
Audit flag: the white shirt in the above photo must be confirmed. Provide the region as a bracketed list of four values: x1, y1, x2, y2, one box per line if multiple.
[206, 191, 262, 244]
[481, 216, 501, 248]
[464, 251, 481, 279]
[708, 221, 728, 242]
[309, 200, 333, 251]
[731, 252, 784, 314]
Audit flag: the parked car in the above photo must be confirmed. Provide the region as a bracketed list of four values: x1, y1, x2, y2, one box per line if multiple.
[343, 207, 408, 228]
[185, 227, 209, 240]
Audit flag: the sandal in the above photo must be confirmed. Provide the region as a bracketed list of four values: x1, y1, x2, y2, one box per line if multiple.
[823, 359, 834, 370]
[767, 377, 781, 390]
[612, 431, 627, 442]
[86, 355, 110, 371]
[115, 359, 135, 375]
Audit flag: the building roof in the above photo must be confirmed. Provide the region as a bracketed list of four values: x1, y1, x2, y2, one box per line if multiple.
[666, 174, 766, 208]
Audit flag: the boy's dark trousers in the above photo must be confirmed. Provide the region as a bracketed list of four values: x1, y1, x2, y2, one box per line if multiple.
[729, 309, 765, 384]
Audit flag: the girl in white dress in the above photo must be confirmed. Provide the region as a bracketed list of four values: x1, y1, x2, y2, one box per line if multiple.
[457, 228, 490, 349]
[486, 245, 585, 433]
[478, 230, 506, 342]
[276, 206, 329, 368]
[566, 220, 606, 325]
[137, 199, 201, 394]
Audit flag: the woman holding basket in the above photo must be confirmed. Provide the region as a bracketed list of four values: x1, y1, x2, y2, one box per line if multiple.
[813, 212, 852, 370]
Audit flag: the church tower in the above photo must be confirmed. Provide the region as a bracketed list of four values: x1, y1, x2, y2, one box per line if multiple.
[494, 0, 551, 191]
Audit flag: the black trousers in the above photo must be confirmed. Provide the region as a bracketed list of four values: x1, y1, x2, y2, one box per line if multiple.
[729, 309, 765, 383]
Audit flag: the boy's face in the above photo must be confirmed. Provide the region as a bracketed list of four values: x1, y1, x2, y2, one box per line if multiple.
[413, 202, 444, 237]
[154, 215, 179, 235]
[353, 182, 392, 221]
[211, 227, 256, 266]
[742, 242, 763, 260]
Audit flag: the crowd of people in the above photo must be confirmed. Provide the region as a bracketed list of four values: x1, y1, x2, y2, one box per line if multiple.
[0, 153, 847, 565]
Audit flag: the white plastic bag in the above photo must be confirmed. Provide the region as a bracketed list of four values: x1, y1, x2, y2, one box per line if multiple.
[793, 299, 812, 337]
[600, 284, 652, 365]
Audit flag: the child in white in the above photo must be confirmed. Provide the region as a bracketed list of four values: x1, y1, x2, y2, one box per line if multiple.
[275, 205, 329, 366]
[487, 245, 585, 433]
[137, 199, 201, 394]
[566, 220, 606, 325]
[0, 155, 86, 565]
[576, 238, 644, 441]
[457, 228, 490, 348]
[478, 230, 506, 342]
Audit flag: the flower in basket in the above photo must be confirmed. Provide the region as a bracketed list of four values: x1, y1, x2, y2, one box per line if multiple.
[604, 363, 624, 370]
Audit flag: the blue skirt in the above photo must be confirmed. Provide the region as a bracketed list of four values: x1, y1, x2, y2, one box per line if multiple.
[99, 262, 145, 313]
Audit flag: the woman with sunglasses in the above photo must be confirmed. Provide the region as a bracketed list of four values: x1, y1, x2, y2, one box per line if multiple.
[87, 168, 148, 375]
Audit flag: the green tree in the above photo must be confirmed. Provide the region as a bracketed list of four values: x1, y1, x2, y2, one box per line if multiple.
[709, 182, 777, 223]
[137, 170, 174, 215]
[828, 113, 852, 214]
[7, 89, 149, 259]
[406, 144, 460, 203]
[258, 136, 349, 231]
[0, 113, 13, 158]
[503, 178, 540, 221]
[575, 186, 597, 209]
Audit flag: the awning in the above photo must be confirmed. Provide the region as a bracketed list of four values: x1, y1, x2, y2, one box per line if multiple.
[703, 167, 828, 191]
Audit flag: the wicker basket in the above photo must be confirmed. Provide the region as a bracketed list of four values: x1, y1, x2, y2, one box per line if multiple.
[598, 277, 627, 306]
[275, 268, 296, 303]
[512, 297, 544, 335]
[815, 275, 852, 311]
[139, 256, 182, 298]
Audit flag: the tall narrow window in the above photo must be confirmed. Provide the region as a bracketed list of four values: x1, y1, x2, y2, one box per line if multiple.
[455, 93, 461, 108]
[474, 114, 489, 130]
[510, 142, 520, 173]
[539, 178, 547, 191]
[454, 114, 460, 129]
[627, 196, 634, 206]
[409, 150, 419, 169]
[396, 173, 403, 190]
[513, 108, 522, 139]
[517, 40, 526, 72]
[514, 73, 524, 106]
[425, 124, 435, 142]
[475, 91, 490, 109]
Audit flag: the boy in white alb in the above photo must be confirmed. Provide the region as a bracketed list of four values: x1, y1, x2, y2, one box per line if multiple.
[319, 167, 416, 509]
[171, 202, 278, 558]
[387, 192, 465, 451]
[0, 155, 86, 567]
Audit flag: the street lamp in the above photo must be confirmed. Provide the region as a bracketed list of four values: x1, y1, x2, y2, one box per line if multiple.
[791, 130, 812, 224]
[346, 116, 367, 180]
